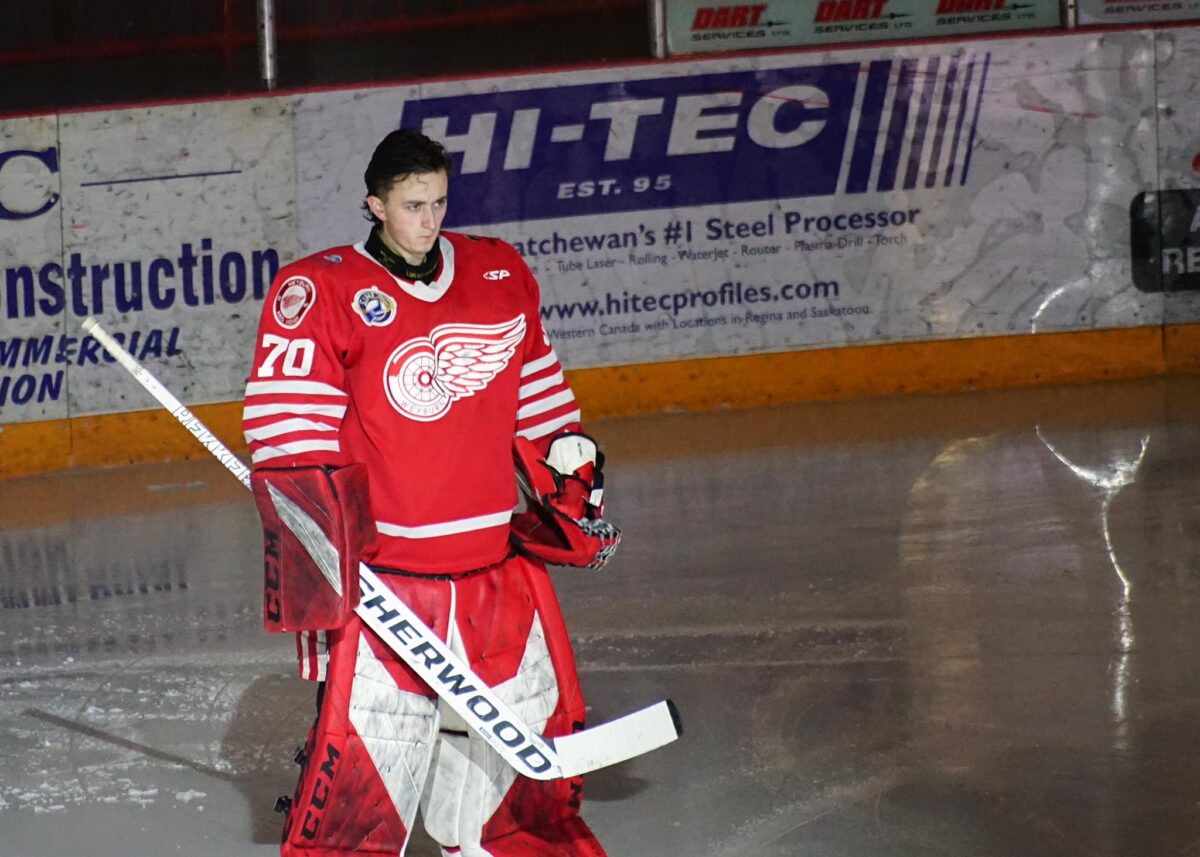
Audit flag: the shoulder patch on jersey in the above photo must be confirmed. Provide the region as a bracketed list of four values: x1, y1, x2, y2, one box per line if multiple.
[353, 288, 397, 327]
[273, 276, 316, 329]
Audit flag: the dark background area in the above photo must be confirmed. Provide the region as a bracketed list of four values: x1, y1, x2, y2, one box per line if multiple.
[0, 0, 652, 115]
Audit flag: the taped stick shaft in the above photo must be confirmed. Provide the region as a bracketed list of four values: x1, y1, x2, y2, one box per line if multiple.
[82, 317, 251, 487]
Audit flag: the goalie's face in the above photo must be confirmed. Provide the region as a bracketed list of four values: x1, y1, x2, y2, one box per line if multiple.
[367, 169, 449, 265]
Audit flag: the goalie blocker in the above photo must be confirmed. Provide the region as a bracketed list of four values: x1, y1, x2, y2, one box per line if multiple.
[251, 465, 375, 632]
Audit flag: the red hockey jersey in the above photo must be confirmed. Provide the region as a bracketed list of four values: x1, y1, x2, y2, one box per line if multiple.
[243, 231, 582, 575]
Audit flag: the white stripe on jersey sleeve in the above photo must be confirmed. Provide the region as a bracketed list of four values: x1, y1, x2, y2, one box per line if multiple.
[245, 380, 348, 398]
[252, 439, 341, 464]
[518, 370, 565, 400]
[245, 418, 339, 442]
[244, 378, 348, 466]
[244, 403, 348, 420]
[516, 388, 576, 420]
[520, 350, 560, 378]
[516, 409, 583, 441]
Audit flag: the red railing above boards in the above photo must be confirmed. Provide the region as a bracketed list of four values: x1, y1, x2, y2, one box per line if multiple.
[0, 0, 646, 66]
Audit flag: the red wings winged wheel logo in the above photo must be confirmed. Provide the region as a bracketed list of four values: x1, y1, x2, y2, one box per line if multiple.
[382, 315, 527, 421]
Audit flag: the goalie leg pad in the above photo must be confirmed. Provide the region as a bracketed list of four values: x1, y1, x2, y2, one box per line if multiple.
[281, 612, 439, 856]
[420, 555, 606, 856]
[252, 465, 375, 632]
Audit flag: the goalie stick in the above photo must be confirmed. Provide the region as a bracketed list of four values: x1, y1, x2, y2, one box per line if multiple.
[81, 316, 680, 780]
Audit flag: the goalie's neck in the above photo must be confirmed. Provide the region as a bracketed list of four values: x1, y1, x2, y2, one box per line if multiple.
[365, 228, 442, 284]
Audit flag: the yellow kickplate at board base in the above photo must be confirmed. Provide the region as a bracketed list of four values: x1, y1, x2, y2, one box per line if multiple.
[4, 325, 1200, 480]
[0, 401, 247, 480]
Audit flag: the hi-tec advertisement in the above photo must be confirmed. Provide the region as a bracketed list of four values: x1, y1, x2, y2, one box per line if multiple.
[296, 31, 1174, 371]
[398, 55, 990, 226]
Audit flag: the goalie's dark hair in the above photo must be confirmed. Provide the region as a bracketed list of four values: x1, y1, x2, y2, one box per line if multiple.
[362, 129, 454, 226]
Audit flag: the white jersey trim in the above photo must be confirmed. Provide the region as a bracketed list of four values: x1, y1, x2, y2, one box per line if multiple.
[244, 403, 348, 420]
[518, 370, 565, 400]
[245, 380, 348, 398]
[245, 418, 338, 442]
[520, 350, 560, 378]
[251, 439, 341, 463]
[516, 389, 576, 420]
[516, 409, 582, 441]
[353, 235, 456, 303]
[298, 630, 328, 681]
[376, 509, 513, 540]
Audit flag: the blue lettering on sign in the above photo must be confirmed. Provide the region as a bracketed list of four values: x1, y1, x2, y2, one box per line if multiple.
[2, 243, 281, 320]
[400, 54, 990, 227]
[0, 147, 60, 221]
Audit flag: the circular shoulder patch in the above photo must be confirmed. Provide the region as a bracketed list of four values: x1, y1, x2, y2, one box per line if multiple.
[353, 288, 397, 327]
[273, 276, 316, 329]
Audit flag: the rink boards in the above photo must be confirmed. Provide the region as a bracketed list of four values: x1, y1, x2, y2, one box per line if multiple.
[2, 27, 1200, 476]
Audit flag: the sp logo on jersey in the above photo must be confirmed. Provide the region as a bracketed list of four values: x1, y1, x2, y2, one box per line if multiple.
[273, 276, 316, 329]
[483, 269, 511, 280]
[383, 315, 526, 421]
[353, 288, 397, 326]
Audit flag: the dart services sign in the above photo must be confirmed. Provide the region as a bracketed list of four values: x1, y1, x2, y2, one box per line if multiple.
[662, 0, 1063, 54]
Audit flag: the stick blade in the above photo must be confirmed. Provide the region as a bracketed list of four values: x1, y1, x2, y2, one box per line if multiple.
[553, 699, 681, 778]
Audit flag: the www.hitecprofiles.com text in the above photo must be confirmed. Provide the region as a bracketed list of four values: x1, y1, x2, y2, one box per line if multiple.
[540, 279, 842, 321]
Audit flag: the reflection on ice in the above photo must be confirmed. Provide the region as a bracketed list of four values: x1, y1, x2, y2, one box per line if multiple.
[1036, 426, 1149, 746]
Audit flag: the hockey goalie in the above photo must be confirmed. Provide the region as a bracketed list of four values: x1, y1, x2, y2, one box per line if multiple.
[243, 128, 620, 857]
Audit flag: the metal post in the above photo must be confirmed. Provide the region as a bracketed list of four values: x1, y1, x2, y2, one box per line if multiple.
[1063, 0, 1078, 28]
[221, 0, 235, 70]
[257, 0, 278, 89]
[647, 0, 668, 59]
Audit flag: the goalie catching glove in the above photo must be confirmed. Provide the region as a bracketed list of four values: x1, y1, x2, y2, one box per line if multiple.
[251, 464, 375, 632]
[510, 433, 621, 569]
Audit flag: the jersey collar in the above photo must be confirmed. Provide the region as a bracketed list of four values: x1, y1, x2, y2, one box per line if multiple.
[354, 235, 456, 303]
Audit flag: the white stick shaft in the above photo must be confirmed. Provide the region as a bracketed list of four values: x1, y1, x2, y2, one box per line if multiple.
[80, 317, 680, 780]
[82, 317, 251, 488]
